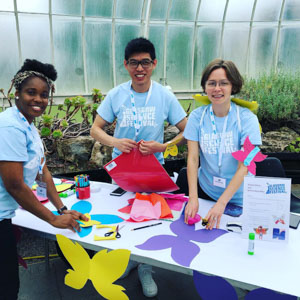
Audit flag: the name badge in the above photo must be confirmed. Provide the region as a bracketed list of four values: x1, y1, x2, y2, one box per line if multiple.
[213, 176, 226, 188]
[36, 180, 47, 198]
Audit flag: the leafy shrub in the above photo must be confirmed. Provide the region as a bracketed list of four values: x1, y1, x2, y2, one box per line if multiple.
[239, 72, 300, 132]
[286, 137, 300, 153]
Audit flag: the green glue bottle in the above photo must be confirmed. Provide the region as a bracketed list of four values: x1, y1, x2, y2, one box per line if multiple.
[248, 233, 255, 255]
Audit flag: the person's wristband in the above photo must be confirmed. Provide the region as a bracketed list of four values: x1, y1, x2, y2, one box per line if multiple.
[57, 205, 68, 215]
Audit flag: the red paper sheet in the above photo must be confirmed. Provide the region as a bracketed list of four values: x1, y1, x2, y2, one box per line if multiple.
[104, 148, 179, 193]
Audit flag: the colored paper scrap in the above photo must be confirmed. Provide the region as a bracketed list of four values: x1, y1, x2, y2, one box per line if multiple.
[56, 234, 130, 300]
[125, 193, 173, 222]
[130, 199, 161, 221]
[79, 213, 101, 227]
[159, 193, 188, 211]
[136, 215, 227, 267]
[32, 190, 49, 203]
[232, 136, 267, 175]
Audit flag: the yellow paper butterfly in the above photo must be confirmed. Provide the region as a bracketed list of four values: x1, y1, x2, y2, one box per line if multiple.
[79, 213, 101, 228]
[163, 137, 183, 158]
[193, 95, 262, 132]
[56, 234, 131, 300]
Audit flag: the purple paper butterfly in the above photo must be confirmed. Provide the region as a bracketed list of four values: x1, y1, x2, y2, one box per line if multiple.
[136, 215, 227, 267]
[193, 271, 296, 300]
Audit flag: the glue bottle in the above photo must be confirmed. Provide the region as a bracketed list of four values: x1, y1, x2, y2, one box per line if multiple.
[59, 189, 75, 198]
[248, 233, 255, 255]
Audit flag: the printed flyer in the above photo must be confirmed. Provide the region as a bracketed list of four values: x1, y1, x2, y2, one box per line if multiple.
[242, 176, 291, 243]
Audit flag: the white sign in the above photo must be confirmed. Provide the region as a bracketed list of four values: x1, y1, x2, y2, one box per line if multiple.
[242, 176, 291, 243]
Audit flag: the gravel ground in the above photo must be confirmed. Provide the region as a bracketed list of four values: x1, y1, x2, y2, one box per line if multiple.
[17, 229, 59, 266]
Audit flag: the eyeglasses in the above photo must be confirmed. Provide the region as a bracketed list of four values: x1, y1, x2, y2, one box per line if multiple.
[126, 59, 154, 69]
[206, 80, 231, 89]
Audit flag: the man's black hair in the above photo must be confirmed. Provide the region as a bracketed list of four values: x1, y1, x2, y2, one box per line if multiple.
[16, 59, 57, 81]
[124, 37, 156, 60]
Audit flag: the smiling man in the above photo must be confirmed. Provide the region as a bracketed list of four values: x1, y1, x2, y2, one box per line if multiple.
[90, 37, 187, 297]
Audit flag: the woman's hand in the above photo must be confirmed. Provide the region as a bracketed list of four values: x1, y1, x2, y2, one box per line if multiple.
[139, 140, 164, 155]
[50, 211, 89, 233]
[184, 197, 199, 224]
[205, 201, 226, 230]
[114, 138, 137, 153]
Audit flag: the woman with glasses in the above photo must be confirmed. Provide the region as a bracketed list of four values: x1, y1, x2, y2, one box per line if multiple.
[183, 59, 261, 229]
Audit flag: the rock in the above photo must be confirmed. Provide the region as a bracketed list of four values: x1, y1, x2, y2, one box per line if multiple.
[164, 125, 179, 142]
[89, 141, 113, 168]
[261, 127, 299, 152]
[56, 136, 95, 163]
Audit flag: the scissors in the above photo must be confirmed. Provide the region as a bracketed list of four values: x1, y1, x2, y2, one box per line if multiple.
[94, 225, 124, 241]
[105, 225, 123, 238]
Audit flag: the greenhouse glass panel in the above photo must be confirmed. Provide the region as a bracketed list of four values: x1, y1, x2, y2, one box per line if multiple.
[115, 24, 141, 85]
[0, 13, 19, 91]
[19, 14, 51, 63]
[198, 0, 226, 21]
[166, 25, 193, 90]
[52, 0, 81, 16]
[222, 24, 250, 74]
[278, 24, 300, 71]
[17, 0, 48, 13]
[150, 0, 168, 20]
[85, 20, 113, 92]
[169, 0, 198, 21]
[85, 0, 113, 18]
[248, 24, 277, 77]
[194, 25, 222, 89]
[52, 16, 85, 94]
[0, 0, 14, 11]
[226, 0, 254, 22]
[253, 0, 282, 22]
[148, 25, 165, 84]
[283, 0, 300, 21]
[116, 0, 143, 19]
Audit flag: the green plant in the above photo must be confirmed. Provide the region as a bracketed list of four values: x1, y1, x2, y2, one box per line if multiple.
[285, 137, 300, 153]
[38, 88, 104, 154]
[239, 72, 300, 132]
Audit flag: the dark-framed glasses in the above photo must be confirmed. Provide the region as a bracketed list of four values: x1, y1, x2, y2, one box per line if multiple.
[206, 80, 231, 89]
[126, 59, 154, 69]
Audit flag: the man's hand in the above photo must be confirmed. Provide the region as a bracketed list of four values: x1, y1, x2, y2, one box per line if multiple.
[114, 138, 137, 153]
[139, 140, 165, 155]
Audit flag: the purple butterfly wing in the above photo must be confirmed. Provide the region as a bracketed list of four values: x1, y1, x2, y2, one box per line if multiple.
[245, 288, 297, 300]
[171, 239, 200, 267]
[171, 215, 228, 243]
[136, 235, 177, 250]
[193, 271, 238, 300]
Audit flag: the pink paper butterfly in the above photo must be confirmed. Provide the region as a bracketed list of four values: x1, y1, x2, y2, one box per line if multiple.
[232, 136, 267, 175]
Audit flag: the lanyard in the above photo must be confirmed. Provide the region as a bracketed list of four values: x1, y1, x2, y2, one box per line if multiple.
[129, 80, 153, 139]
[15, 106, 45, 177]
[209, 104, 231, 173]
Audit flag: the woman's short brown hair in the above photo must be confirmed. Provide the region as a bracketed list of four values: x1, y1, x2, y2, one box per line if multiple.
[201, 59, 243, 95]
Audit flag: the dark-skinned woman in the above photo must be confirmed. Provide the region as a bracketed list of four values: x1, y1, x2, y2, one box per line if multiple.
[0, 59, 87, 299]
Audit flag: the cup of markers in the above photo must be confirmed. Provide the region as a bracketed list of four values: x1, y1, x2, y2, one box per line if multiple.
[74, 174, 90, 200]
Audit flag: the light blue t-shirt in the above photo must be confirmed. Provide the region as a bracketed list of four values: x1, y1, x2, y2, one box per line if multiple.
[97, 80, 186, 164]
[183, 103, 261, 206]
[0, 106, 44, 221]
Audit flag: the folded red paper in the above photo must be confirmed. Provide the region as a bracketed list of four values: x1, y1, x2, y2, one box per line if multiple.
[104, 147, 179, 193]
